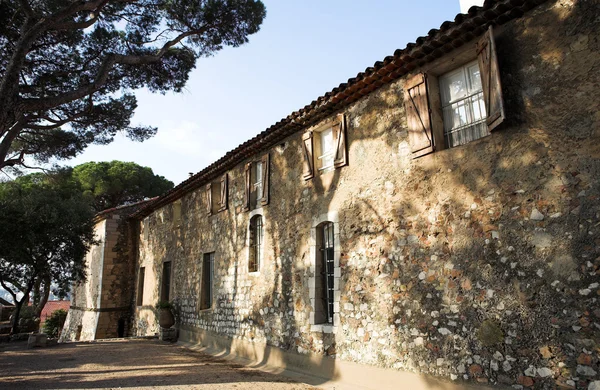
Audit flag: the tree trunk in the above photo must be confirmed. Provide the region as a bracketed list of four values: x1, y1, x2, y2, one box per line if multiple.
[32, 276, 50, 318]
[11, 299, 24, 335]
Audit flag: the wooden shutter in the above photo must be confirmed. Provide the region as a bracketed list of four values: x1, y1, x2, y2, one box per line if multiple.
[260, 154, 269, 206]
[302, 131, 314, 180]
[243, 163, 251, 211]
[404, 73, 434, 158]
[333, 113, 348, 168]
[205, 183, 212, 216]
[218, 174, 228, 212]
[477, 26, 505, 131]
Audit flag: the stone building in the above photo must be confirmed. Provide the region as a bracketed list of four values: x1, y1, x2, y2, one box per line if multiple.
[61, 200, 152, 341]
[68, 0, 600, 388]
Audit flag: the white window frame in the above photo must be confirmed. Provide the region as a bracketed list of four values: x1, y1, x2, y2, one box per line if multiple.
[316, 127, 335, 172]
[308, 211, 341, 334]
[252, 161, 263, 203]
[439, 60, 489, 148]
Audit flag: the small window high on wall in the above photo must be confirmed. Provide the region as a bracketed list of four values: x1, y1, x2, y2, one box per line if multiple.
[439, 60, 488, 148]
[404, 26, 505, 158]
[302, 114, 348, 180]
[244, 154, 270, 211]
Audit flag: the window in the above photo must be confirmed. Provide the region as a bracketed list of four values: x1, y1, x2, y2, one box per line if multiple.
[248, 215, 263, 273]
[244, 154, 269, 211]
[160, 261, 171, 302]
[206, 174, 228, 216]
[440, 61, 487, 148]
[404, 26, 505, 157]
[253, 161, 263, 204]
[136, 267, 145, 306]
[317, 127, 335, 171]
[200, 253, 214, 310]
[302, 113, 348, 180]
[309, 214, 341, 333]
[316, 222, 335, 324]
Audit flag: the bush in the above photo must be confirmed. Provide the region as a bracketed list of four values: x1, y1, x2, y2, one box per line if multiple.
[43, 309, 68, 338]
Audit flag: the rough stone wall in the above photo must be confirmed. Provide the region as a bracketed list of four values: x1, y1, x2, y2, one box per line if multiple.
[62, 213, 136, 341]
[134, 1, 600, 388]
[61, 219, 106, 341]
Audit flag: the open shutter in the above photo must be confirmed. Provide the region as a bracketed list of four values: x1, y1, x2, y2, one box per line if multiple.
[404, 73, 434, 158]
[302, 131, 314, 180]
[219, 174, 228, 212]
[260, 154, 269, 206]
[477, 26, 505, 131]
[205, 183, 212, 216]
[243, 163, 251, 211]
[333, 113, 348, 168]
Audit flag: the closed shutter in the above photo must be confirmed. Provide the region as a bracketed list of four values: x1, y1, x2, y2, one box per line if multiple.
[302, 131, 314, 180]
[477, 26, 505, 131]
[260, 154, 270, 206]
[205, 183, 212, 216]
[404, 73, 434, 158]
[219, 174, 228, 212]
[333, 113, 348, 168]
[243, 163, 251, 211]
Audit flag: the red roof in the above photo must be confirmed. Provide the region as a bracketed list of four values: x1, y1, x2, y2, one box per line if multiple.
[40, 300, 70, 322]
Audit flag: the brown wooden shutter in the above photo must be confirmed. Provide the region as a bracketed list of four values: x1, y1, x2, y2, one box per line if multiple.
[243, 163, 251, 211]
[205, 183, 212, 216]
[260, 154, 269, 206]
[302, 131, 314, 180]
[404, 73, 434, 158]
[218, 174, 228, 212]
[333, 113, 348, 168]
[477, 26, 505, 131]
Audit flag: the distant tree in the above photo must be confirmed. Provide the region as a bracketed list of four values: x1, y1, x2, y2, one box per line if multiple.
[0, 173, 96, 334]
[0, 0, 266, 171]
[73, 161, 174, 211]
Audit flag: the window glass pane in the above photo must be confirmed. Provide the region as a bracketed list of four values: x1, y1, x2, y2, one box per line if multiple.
[467, 63, 482, 93]
[319, 128, 334, 169]
[440, 68, 467, 105]
[254, 162, 263, 200]
[321, 128, 333, 154]
[440, 61, 489, 148]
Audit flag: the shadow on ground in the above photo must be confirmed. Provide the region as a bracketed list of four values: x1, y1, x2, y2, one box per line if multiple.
[0, 339, 315, 389]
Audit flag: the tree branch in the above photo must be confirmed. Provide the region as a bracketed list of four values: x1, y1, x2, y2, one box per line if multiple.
[0, 119, 25, 168]
[24, 27, 206, 111]
[18, 0, 35, 19]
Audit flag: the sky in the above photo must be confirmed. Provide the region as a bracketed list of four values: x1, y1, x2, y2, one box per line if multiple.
[63, 0, 464, 186]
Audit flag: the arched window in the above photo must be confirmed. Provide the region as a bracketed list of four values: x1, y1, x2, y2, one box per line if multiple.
[316, 221, 335, 324]
[249, 215, 263, 273]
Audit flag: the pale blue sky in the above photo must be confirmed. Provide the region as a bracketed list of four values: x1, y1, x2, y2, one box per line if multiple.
[65, 0, 461, 185]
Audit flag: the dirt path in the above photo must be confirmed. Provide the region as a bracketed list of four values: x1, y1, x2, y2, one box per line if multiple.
[0, 339, 318, 389]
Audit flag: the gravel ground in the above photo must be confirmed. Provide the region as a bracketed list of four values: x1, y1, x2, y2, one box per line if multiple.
[0, 338, 318, 389]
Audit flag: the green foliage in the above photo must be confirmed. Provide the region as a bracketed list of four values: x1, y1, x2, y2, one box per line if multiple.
[0, 172, 96, 332]
[72, 161, 174, 211]
[0, 0, 266, 170]
[43, 309, 68, 338]
[17, 306, 36, 321]
[155, 301, 173, 310]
